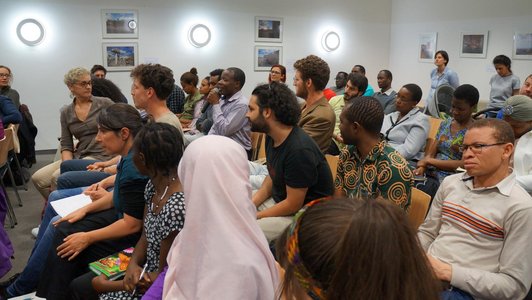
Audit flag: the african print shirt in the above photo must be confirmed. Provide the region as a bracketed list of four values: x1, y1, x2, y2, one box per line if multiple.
[335, 140, 413, 211]
[432, 118, 467, 182]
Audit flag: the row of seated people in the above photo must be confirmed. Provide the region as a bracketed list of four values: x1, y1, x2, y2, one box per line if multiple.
[2, 53, 532, 299]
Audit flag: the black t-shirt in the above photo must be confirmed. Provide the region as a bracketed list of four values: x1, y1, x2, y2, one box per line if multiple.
[266, 127, 333, 204]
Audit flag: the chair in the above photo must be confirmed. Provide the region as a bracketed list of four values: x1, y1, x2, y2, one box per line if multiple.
[0, 136, 18, 228]
[425, 85, 454, 119]
[7, 124, 28, 192]
[250, 132, 266, 161]
[408, 187, 431, 229]
[250, 132, 262, 161]
[425, 117, 443, 153]
[325, 154, 339, 180]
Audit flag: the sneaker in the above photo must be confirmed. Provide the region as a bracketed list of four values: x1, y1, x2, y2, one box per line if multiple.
[31, 226, 39, 238]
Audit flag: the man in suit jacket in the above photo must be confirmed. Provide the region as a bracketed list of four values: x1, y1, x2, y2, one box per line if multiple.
[293, 55, 335, 153]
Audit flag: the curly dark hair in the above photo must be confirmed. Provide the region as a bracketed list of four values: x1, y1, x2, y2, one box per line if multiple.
[130, 64, 175, 100]
[402, 83, 423, 103]
[453, 84, 479, 107]
[344, 96, 384, 134]
[133, 122, 184, 177]
[92, 78, 127, 103]
[348, 73, 368, 94]
[293, 55, 330, 91]
[252, 82, 301, 126]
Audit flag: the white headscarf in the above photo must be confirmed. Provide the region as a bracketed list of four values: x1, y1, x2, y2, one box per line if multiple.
[163, 135, 279, 299]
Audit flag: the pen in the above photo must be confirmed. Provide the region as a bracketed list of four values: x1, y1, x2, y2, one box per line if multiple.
[131, 263, 148, 296]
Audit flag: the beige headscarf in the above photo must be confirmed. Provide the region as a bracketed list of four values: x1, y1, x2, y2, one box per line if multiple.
[163, 135, 279, 299]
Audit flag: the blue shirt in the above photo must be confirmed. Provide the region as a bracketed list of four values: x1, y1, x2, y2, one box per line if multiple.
[166, 84, 186, 114]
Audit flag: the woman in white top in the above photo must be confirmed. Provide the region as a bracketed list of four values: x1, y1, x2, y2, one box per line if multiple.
[381, 83, 429, 162]
[488, 55, 520, 117]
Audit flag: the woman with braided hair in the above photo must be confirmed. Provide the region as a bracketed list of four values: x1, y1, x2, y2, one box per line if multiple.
[276, 197, 440, 299]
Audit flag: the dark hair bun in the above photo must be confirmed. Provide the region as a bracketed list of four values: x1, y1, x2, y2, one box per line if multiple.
[190, 67, 198, 75]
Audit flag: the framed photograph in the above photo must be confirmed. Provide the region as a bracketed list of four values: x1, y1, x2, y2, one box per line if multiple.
[460, 32, 488, 58]
[254, 46, 282, 71]
[102, 43, 138, 71]
[255, 16, 283, 42]
[101, 9, 138, 38]
[418, 32, 437, 63]
[513, 32, 532, 60]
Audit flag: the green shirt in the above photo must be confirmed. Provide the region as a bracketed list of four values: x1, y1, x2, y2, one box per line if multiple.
[335, 140, 413, 211]
[180, 90, 203, 121]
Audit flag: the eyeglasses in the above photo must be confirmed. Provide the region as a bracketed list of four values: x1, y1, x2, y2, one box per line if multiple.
[0, 73, 11, 78]
[76, 80, 92, 87]
[459, 142, 506, 154]
[270, 70, 281, 75]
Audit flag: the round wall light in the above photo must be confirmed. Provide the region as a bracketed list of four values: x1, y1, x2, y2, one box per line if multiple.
[188, 24, 211, 48]
[17, 18, 45, 46]
[321, 31, 340, 52]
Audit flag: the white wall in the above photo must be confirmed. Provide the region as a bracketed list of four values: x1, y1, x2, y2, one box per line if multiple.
[0, 0, 391, 150]
[389, 0, 532, 107]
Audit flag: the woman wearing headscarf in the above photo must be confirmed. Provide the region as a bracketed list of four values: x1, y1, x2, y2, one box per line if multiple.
[162, 135, 279, 299]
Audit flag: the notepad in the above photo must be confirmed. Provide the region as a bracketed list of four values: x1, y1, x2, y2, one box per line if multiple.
[50, 193, 92, 217]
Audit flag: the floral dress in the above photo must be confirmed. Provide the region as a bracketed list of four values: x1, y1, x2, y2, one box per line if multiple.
[430, 118, 467, 182]
[99, 181, 186, 300]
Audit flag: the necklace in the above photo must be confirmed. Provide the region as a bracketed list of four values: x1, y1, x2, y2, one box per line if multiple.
[150, 170, 177, 211]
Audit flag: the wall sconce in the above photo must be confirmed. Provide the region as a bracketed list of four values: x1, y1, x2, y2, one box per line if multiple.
[188, 24, 211, 48]
[321, 31, 340, 52]
[17, 18, 45, 46]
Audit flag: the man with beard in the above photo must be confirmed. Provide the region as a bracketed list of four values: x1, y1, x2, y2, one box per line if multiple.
[293, 55, 335, 153]
[373, 69, 397, 114]
[351, 64, 375, 96]
[247, 82, 333, 242]
[335, 96, 412, 211]
[206, 67, 251, 157]
[327, 72, 368, 155]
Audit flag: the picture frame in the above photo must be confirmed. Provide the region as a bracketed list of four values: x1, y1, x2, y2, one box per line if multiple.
[459, 32, 488, 58]
[418, 32, 437, 63]
[101, 9, 138, 39]
[513, 32, 532, 60]
[255, 16, 283, 43]
[254, 46, 282, 71]
[102, 43, 138, 71]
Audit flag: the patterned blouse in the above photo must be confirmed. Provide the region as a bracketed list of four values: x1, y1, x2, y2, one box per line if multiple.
[432, 118, 467, 182]
[99, 181, 186, 300]
[335, 140, 413, 211]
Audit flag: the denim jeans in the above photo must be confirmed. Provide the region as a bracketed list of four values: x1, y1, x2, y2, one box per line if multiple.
[7, 187, 86, 297]
[58, 159, 111, 190]
[441, 287, 474, 300]
[6, 215, 61, 297]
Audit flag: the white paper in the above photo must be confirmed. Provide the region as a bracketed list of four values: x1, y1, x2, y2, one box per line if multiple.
[50, 193, 92, 217]
[8, 292, 45, 299]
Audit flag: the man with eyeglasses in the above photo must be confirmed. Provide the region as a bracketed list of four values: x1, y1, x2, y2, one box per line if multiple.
[418, 118, 532, 299]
